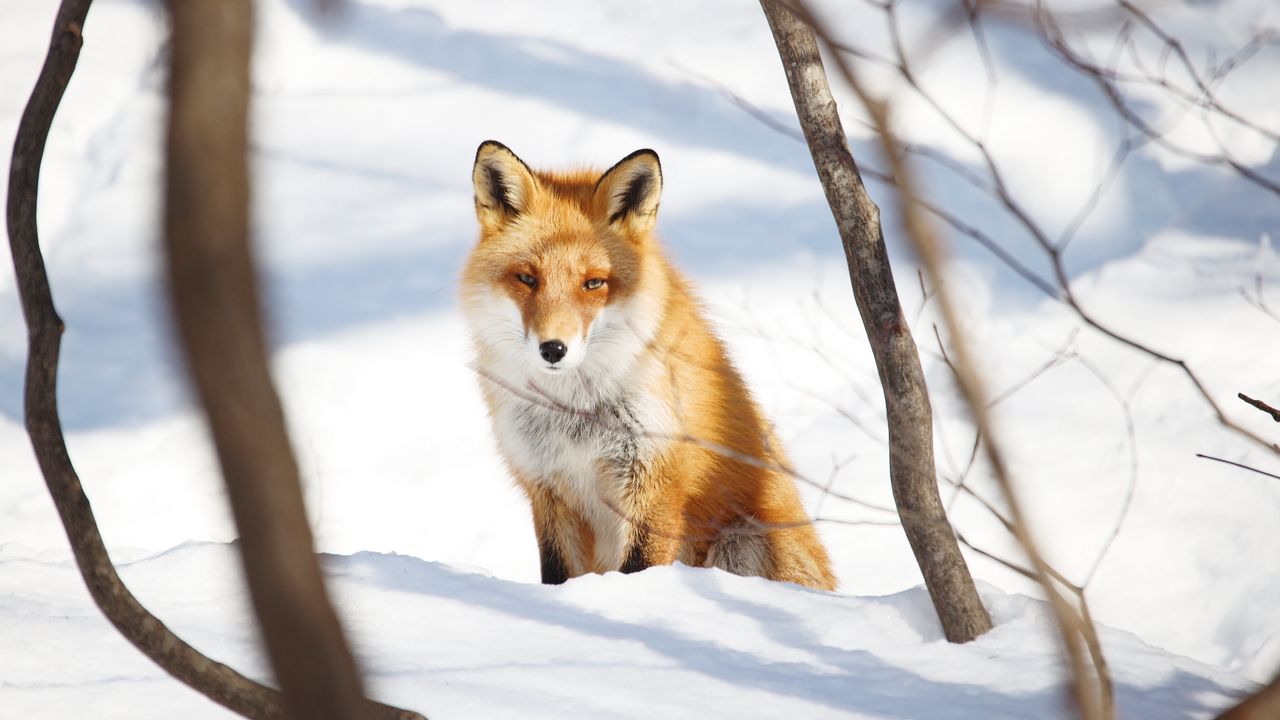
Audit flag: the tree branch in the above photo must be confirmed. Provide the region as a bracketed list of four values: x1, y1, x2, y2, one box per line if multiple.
[1238, 393, 1280, 423]
[764, 0, 1112, 714]
[1195, 454, 1280, 482]
[8, 3, 302, 718]
[1217, 673, 1280, 719]
[6, 2, 424, 718]
[759, 0, 993, 644]
[162, 2, 424, 719]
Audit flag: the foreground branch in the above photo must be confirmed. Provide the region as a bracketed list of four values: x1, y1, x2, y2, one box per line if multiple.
[163, 2, 423, 719]
[1218, 673, 1280, 719]
[8, 3, 307, 718]
[760, 0, 993, 643]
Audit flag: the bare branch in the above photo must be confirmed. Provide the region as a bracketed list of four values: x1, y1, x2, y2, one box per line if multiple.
[1114, 0, 1279, 143]
[1240, 275, 1280, 325]
[1239, 393, 1280, 423]
[1033, 0, 1280, 198]
[1072, 355, 1140, 589]
[837, 0, 1280, 464]
[5, 3, 416, 719]
[1195, 454, 1280, 482]
[986, 330, 1078, 408]
[675, 57, 1060, 297]
[163, 2, 424, 718]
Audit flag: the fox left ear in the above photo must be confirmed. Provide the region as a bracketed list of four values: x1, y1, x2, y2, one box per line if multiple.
[594, 149, 662, 232]
[473, 140, 538, 228]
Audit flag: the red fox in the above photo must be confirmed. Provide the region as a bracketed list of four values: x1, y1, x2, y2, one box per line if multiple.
[460, 141, 836, 591]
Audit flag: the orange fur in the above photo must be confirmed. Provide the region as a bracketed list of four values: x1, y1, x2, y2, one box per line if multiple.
[461, 141, 836, 591]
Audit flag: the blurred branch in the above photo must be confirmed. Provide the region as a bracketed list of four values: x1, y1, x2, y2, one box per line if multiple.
[475, 365, 901, 518]
[163, 2, 423, 719]
[673, 63, 1060, 297]
[7, 3, 340, 719]
[1217, 673, 1280, 720]
[1034, 0, 1280, 197]
[1071, 354, 1141, 588]
[1240, 275, 1280, 325]
[957, 530, 1114, 716]
[1113, 0, 1279, 144]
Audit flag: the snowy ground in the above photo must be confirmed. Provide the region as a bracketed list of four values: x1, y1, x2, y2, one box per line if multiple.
[0, 543, 1257, 719]
[2, 0, 1279, 717]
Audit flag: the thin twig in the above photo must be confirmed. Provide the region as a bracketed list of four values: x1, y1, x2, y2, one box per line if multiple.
[474, 365, 902, 516]
[1195, 454, 1280, 481]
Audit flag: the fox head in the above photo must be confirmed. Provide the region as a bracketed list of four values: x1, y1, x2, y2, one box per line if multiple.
[461, 141, 667, 379]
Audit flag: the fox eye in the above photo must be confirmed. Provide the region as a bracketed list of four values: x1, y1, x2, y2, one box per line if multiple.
[583, 278, 606, 291]
[516, 273, 537, 288]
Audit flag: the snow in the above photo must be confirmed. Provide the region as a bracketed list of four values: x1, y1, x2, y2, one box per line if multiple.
[0, 543, 1255, 719]
[2, 0, 1278, 717]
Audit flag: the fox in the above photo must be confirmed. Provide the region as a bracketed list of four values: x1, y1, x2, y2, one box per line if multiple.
[460, 140, 836, 591]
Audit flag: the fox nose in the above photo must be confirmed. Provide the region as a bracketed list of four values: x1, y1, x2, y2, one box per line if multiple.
[539, 340, 567, 364]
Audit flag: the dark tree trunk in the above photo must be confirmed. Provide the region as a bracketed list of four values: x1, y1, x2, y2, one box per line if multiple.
[759, 0, 993, 643]
[163, 2, 417, 719]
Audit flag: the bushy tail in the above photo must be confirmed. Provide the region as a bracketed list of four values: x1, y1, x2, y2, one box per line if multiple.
[705, 521, 836, 591]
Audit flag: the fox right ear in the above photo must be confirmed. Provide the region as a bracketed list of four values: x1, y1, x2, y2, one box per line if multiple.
[473, 141, 536, 226]
[594, 149, 662, 233]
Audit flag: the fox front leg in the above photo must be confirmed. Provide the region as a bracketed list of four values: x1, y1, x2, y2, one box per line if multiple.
[620, 507, 682, 574]
[538, 533, 571, 585]
[523, 482, 587, 584]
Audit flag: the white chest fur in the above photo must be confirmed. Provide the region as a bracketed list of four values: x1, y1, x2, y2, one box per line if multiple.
[464, 286, 675, 568]
[490, 375, 673, 570]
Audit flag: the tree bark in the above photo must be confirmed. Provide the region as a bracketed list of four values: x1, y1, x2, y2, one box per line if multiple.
[163, 3, 422, 720]
[759, 0, 993, 642]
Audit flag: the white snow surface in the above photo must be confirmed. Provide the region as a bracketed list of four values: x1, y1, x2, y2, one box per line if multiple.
[2, 0, 1279, 717]
[0, 543, 1256, 719]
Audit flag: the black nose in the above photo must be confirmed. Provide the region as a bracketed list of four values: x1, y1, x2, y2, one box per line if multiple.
[539, 340, 567, 364]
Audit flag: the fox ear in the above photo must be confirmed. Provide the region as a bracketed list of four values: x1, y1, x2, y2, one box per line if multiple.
[594, 149, 662, 232]
[473, 140, 537, 225]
